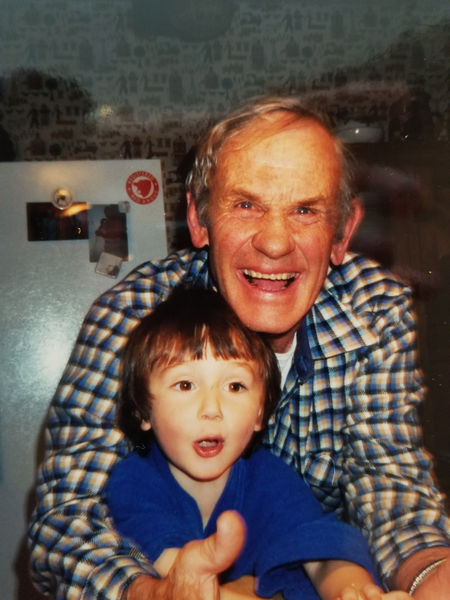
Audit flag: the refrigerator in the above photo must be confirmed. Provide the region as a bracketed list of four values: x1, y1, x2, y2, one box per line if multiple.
[0, 159, 168, 598]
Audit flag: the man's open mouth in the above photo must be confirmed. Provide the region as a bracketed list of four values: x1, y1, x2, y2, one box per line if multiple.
[243, 269, 296, 290]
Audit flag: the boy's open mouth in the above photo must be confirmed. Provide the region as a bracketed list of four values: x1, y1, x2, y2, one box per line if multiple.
[198, 439, 220, 448]
[194, 437, 224, 457]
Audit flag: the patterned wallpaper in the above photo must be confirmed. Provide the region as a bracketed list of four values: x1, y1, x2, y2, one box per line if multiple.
[1, 0, 449, 249]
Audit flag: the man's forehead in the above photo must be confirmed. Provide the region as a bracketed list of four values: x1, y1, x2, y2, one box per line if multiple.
[215, 116, 341, 190]
[223, 112, 331, 152]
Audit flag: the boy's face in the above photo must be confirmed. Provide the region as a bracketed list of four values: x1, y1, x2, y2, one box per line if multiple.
[141, 346, 264, 498]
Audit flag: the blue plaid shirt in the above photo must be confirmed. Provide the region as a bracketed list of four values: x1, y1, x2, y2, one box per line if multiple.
[28, 248, 450, 599]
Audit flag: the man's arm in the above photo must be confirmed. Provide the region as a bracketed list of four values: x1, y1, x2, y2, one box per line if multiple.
[28, 249, 213, 597]
[391, 547, 450, 599]
[28, 263, 167, 596]
[28, 299, 153, 598]
[340, 281, 450, 590]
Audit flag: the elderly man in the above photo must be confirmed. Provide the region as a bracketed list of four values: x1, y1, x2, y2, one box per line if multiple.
[29, 96, 449, 599]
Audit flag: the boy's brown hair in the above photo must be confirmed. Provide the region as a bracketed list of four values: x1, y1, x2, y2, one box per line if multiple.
[118, 286, 281, 453]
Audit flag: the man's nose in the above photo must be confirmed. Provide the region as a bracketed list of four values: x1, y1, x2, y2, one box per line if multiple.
[198, 392, 223, 420]
[251, 213, 295, 258]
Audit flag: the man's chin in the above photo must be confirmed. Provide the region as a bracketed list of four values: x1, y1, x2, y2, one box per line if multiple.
[242, 319, 298, 352]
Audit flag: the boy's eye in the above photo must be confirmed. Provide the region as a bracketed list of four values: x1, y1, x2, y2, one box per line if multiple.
[228, 382, 246, 393]
[174, 380, 193, 391]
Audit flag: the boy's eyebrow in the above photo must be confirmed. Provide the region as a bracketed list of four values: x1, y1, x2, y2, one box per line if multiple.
[156, 356, 259, 370]
[156, 359, 192, 372]
[226, 358, 261, 374]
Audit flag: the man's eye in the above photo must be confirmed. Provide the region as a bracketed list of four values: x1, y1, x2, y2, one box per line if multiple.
[296, 206, 312, 215]
[237, 200, 253, 210]
[293, 205, 321, 224]
[228, 382, 245, 392]
[174, 380, 193, 391]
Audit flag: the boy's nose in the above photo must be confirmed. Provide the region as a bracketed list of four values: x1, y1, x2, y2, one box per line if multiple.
[198, 392, 223, 420]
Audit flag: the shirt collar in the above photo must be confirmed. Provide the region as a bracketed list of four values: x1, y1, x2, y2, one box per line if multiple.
[292, 320, 314, 383]
[196, 250, 377, 378]
[291, 261, 378, 381]
[184, 248, 213, 289]
[306, 265, 378, 361]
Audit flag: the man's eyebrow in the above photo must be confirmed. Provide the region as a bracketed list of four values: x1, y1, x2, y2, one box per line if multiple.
[226, 187, 258, 199]
[290, 197, 331, 213]
[227, 189, 328, 201]
[295, 195, 328, 205]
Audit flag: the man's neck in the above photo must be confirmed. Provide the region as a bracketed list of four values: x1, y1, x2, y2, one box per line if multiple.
[264, 329, 297, 353]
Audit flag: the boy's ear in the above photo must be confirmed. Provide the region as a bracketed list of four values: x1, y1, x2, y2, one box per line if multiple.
[186, 193, 209, 248]
[253, 406, 263, 432]
[140, 420, 152, 431]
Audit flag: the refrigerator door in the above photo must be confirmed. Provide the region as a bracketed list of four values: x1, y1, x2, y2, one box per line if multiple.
[0, 159, 168, 597]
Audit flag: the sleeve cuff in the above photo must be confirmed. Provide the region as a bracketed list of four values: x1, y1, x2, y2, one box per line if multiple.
[373, 522, 450, 583]
[81, 552, 158, 600]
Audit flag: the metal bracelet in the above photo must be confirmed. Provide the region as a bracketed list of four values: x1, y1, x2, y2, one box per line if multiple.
[408, 558, 447, 596]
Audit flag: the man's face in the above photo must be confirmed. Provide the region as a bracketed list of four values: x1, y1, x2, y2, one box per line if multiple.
[188, 117, 360, 352]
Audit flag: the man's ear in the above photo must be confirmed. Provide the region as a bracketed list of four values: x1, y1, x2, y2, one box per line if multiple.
[140, 420, 152, 431]
[330, 197, 364, 266]
[186, 193, 210, 248]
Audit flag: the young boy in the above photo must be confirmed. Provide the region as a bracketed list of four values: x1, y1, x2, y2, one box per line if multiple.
[106, 287, 412, 600]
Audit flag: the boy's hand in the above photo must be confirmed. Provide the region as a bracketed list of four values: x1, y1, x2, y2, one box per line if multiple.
[338, 583, 412, 600]
[221, 575, 284, 599]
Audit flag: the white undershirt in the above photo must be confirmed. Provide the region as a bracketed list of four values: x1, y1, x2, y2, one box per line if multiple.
[275, 340, 296, 388]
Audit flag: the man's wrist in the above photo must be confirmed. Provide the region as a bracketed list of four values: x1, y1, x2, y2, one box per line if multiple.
[408, 558, 447, 595]
[391, 546, 450, 593]
[124, 575, 161, 600]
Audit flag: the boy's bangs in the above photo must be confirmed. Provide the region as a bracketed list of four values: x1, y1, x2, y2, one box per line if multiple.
[151, 324, 258, 371]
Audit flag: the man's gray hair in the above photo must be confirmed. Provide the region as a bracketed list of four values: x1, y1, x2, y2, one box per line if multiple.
[187, 94, 356, 241]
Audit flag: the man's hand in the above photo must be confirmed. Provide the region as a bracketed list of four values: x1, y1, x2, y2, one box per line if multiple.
[126, 510, 246, 600]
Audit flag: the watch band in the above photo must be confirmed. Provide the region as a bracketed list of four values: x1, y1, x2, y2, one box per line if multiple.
[408, 558, 446, 596]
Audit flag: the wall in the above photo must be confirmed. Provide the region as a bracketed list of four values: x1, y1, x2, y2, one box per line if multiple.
[0, 1, 449, 599]
[1, 0, 449, 250]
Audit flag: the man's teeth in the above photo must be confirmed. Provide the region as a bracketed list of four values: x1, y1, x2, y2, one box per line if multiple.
[243, 269, 295, 281]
